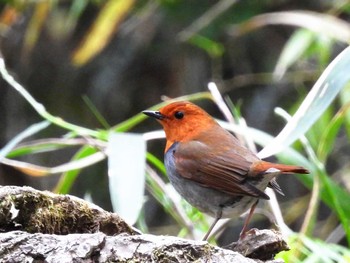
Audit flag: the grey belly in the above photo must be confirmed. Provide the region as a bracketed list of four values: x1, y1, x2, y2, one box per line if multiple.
[168, 168, 257, 218]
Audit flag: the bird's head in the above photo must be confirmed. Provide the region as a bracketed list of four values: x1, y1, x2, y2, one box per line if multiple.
[143, 101, 218, 151]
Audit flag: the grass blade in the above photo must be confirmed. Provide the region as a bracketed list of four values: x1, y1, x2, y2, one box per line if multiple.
[0, 121, 50, 161]
[54, 146, 98, 194]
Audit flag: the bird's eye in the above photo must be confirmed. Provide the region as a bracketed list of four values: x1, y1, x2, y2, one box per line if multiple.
[174, 111, 184, 119]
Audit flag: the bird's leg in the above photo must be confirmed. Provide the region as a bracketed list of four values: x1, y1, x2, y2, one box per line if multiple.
[202, 210, 222, 241]
[239, 200, 259, 239]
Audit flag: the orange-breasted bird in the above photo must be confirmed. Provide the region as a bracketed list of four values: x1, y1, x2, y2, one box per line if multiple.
[143, 101, 309, 240]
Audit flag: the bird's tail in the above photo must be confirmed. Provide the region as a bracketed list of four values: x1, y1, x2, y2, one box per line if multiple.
[272, 163, 309, 174]
[252, 161, 309, 175]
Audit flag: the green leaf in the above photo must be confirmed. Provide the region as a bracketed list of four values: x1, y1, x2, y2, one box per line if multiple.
[305, 105, 333, 150]
[278, 234, 350, 262]
[274, 29, 315, 79]
[54, 146, 98, 194]
[319, 168, 350, 245]
[295, 170, 350, 226]
[340, 83, 350, 137]
[0, 121, 50, 161]
[6, 138, 89, 158]
[259, 46, 350, 159]
[188, 34, 225, 57]
[317, 104, 350, 162]
[146, 152, 166, 176]
[235, 11, 350, 43]
[107, 132, 146, 225]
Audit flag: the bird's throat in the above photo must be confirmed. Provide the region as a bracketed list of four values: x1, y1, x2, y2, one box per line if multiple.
[165, 140, 175, 153]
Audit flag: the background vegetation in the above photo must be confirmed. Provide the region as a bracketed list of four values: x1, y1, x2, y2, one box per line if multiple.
[1, 1, 350, 262]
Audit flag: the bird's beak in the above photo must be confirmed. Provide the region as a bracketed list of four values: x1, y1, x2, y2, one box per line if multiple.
[142, 110, 165, 120]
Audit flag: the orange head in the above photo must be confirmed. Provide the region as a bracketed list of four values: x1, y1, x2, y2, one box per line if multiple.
[143, 101, 218, 151]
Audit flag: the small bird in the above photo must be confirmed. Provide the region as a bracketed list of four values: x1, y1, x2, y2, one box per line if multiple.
[143, 101, 309, 240]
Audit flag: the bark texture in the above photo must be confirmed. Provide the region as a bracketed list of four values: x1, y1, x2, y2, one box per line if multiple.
[0, 186, 288, 262]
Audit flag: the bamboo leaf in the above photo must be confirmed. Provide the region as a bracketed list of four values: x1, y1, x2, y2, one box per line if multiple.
[22, 2, 51, 57]
[107, 133, 146, 225]
[0, 121, 50, 161]
[6, 138, 104, 158]
[54, 146, 99, 194]
[274, 29, 314, 79]
[72, 0, 135, 65]
[232, 11, 350, 43]
[2, 150, 105, 177]
[259, 46, 350, 159]
[317, 103, 350, 162]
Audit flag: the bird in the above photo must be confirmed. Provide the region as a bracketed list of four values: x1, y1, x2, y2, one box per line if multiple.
[143, 101, 309, 241]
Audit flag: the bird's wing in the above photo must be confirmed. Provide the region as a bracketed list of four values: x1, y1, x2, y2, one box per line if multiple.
[172, 140, 269, 199]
